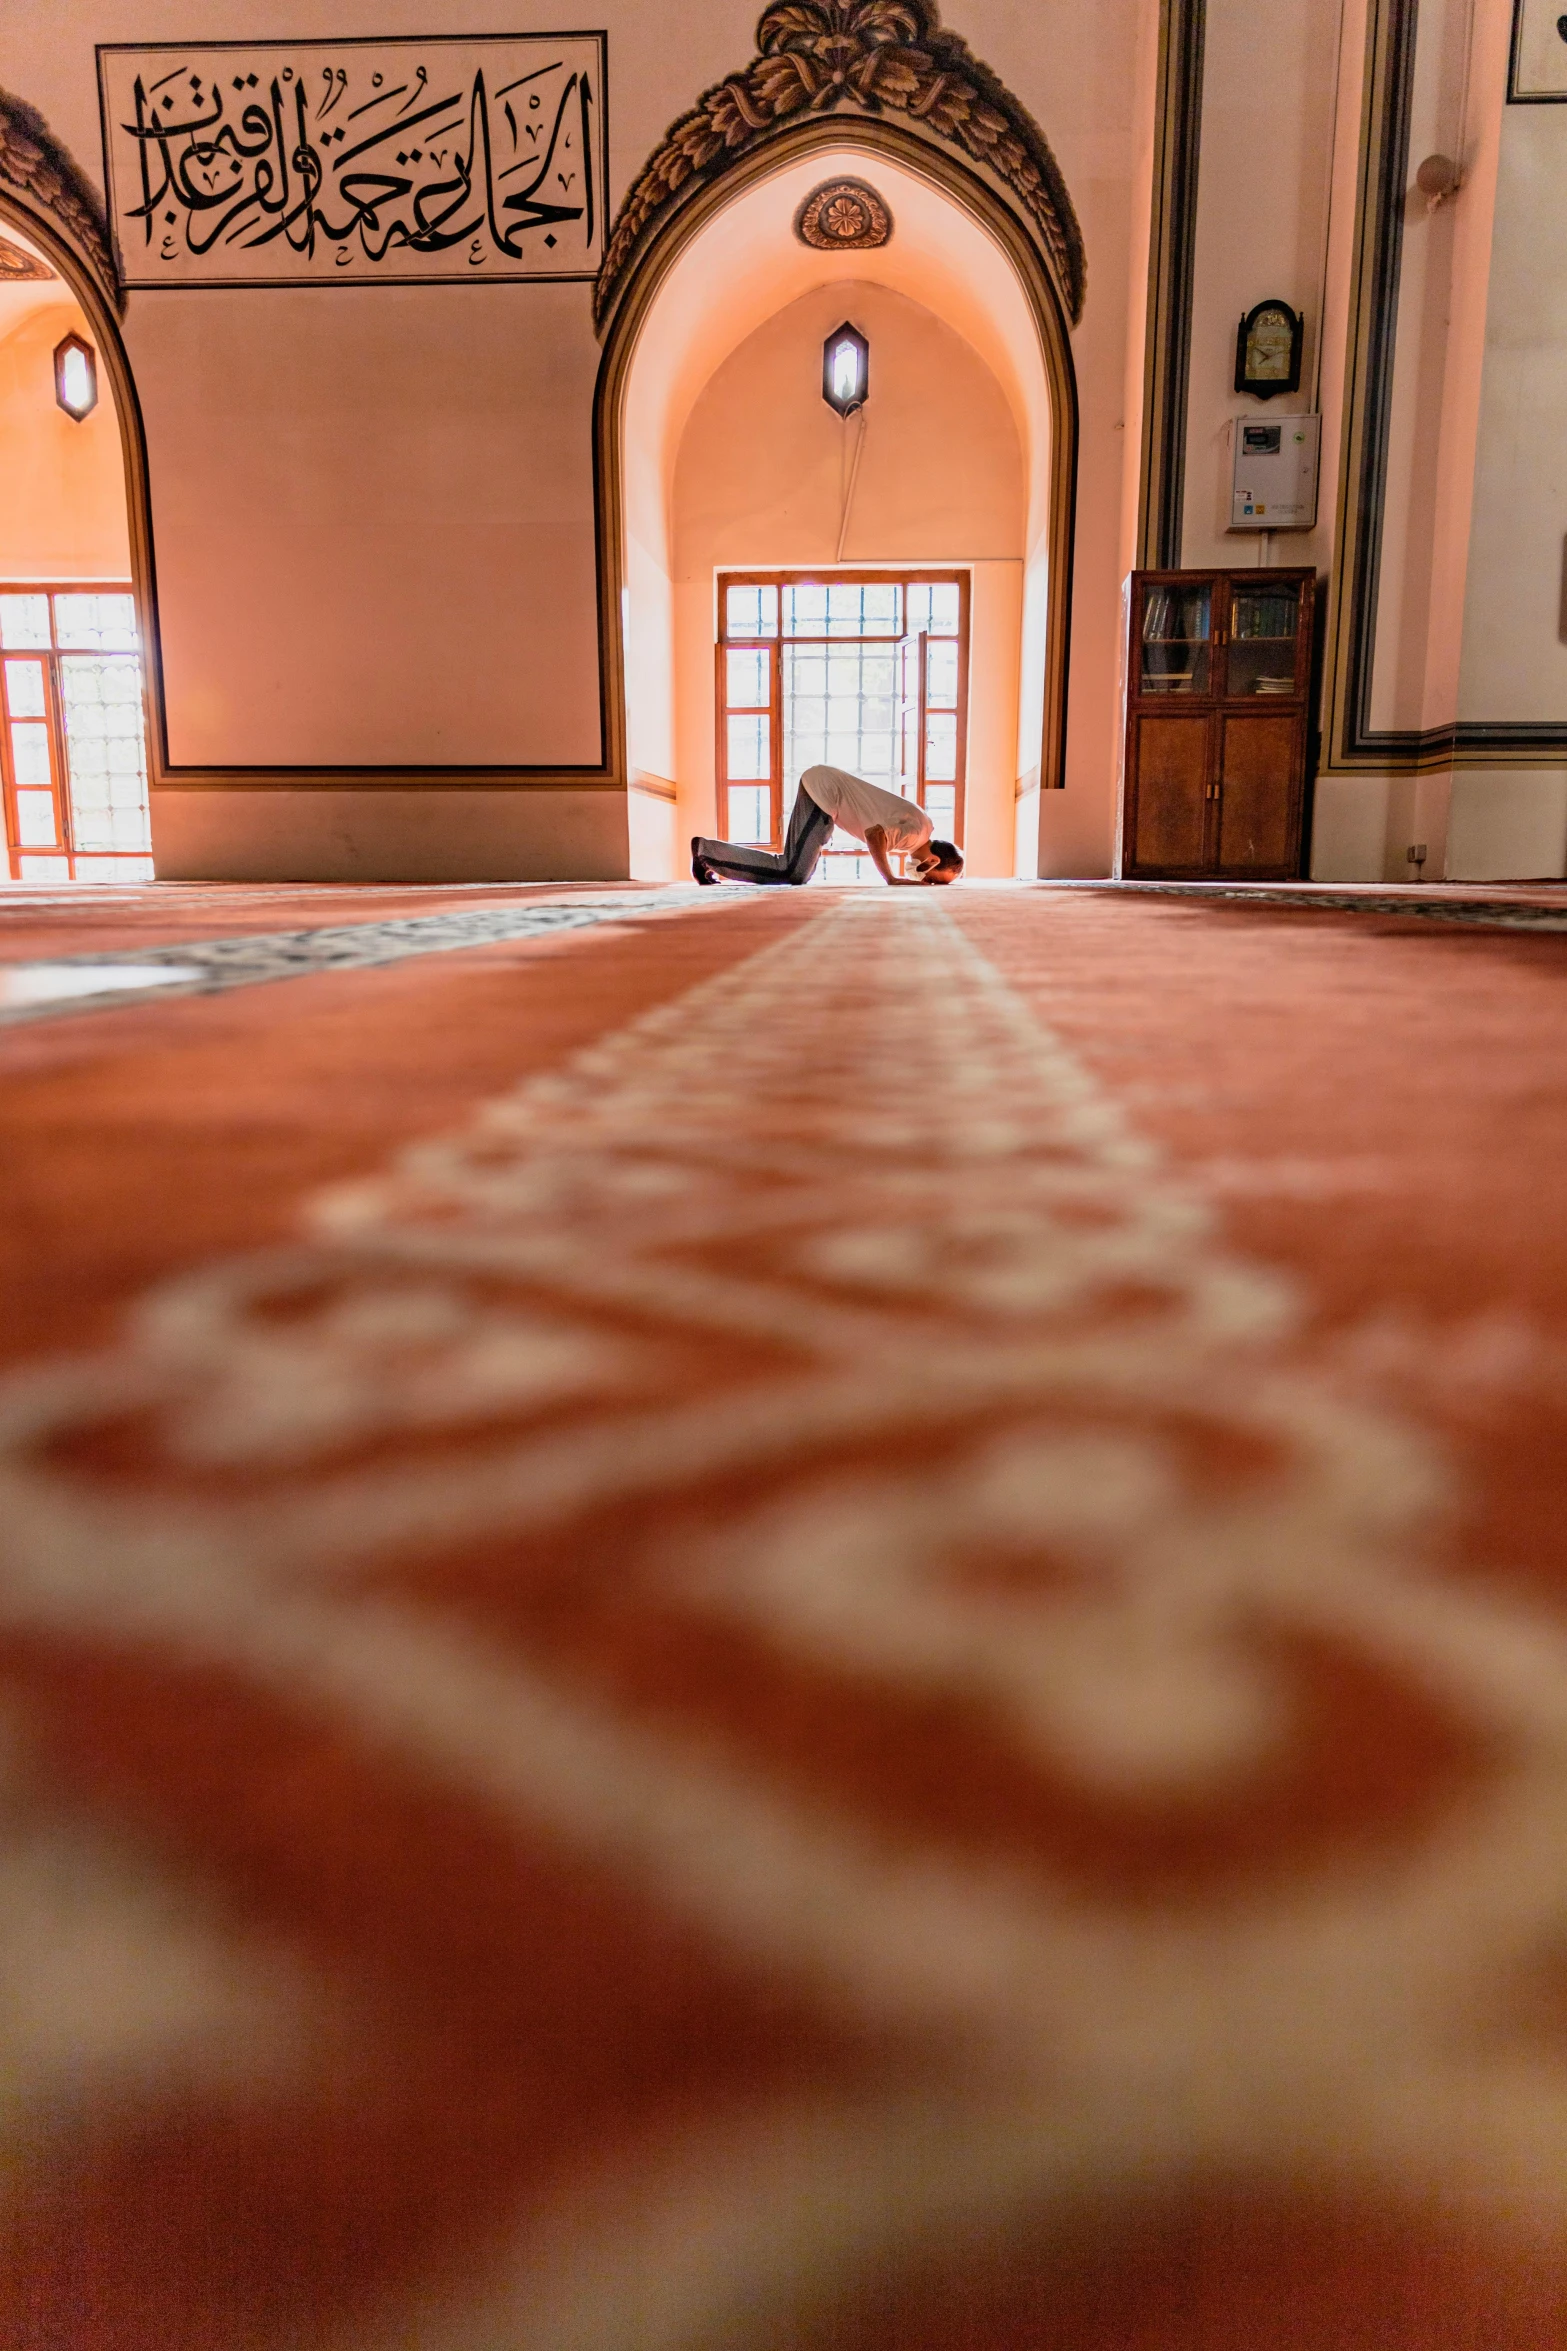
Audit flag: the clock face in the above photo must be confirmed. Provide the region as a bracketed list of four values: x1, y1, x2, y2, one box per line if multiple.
[1246, 308, 1294, 380]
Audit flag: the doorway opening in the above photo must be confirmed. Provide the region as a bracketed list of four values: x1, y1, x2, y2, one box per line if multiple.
[718, 570, 968, 882]
[1, 585, 151, 881]
[0, 213, 153, 884]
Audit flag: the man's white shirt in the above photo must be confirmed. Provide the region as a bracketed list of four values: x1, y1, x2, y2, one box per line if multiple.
[800, 765, 934, 855]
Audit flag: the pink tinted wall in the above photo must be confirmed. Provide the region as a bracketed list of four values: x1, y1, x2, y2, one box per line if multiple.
[5, 0, 1146, 879]
[0, 285, 131, 579]
[672, 280, 1024, 877]
[134, 283, 602, 768]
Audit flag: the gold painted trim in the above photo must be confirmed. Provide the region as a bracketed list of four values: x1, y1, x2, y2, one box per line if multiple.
[593, 115, 1080, 801]
[0, 85, 120, 312]
[1320, 0, 1413, 777]
[0, 186, 164, 795]
[630, 771, 679, 802]
[1320, 0, 1566, 772]
[1137, 0, 1205, 570]
[595, 0, 1084, 335]
[150, 775, 627, 795]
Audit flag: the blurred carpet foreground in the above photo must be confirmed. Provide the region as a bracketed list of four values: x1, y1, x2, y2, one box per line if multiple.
[1, 877, 1566, 2349]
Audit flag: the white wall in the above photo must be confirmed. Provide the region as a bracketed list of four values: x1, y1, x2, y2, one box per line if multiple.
[1458, 89, 1567, 726]
[1179, 0, 1344, 575]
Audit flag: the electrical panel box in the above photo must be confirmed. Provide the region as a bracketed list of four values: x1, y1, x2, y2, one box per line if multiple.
[1229, 413, 1319, 531]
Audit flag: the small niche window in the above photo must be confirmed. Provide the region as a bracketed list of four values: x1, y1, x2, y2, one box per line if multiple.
[0, 588, 152, 881]
[717, 571, 967, 882]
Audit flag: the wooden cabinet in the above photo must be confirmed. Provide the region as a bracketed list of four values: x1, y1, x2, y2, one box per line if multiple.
[1117, 567, 1316, 880]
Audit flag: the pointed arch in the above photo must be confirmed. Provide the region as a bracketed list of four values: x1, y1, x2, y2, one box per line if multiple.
[593, 46, 1082, 831]
[593, 0, 1084, 336]
[0, 99, 166, 791]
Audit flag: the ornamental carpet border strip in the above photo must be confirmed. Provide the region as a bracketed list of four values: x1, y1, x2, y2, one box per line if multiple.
[0, 889, 720, 1027]
[1091, 880, 1567, 931]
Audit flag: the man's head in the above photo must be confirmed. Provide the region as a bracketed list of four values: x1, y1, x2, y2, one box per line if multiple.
[910, 839, 963, 886]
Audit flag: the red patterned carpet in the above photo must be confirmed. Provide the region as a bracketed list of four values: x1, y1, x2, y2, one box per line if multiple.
[1, 880, 1566, 2347]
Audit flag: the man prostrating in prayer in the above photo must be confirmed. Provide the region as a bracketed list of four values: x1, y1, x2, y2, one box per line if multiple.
[692, 764, 963, 888]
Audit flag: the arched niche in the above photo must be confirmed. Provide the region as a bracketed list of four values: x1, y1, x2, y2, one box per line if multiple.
[596, 106, 1080, 880]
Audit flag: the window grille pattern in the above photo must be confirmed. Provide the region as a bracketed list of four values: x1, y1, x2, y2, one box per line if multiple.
[718, 572, 968, 882]
[0, 589, 152, 882]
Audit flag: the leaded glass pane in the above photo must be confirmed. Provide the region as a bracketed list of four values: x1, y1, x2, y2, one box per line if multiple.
[724, 583, 777, 639]
[725, 647, 768, 708]
[925, 710, 958, 782]
[60, 654, 151, 853]
[927, 638, 959, 708]
[10, 719, 51, 786]
[926, 583, 959, 635]
[54, 593, 137, 652]
[726, 785, 770, 843]
[3, 659, 46, 718]
[15, 786, 58, 844]
[0, 595, 51, 650]
[783, 640, 898, 789]
[924, 785, 957, 836]
[726, 712, 769, 780]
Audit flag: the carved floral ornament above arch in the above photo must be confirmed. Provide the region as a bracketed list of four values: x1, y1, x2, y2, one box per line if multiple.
[0, 86, 120, 312]
[593, 0, 1085, 335]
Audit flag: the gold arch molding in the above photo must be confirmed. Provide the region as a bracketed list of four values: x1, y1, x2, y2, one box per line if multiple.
[593, 13, 1084, 804]
[594, 0, 1084, 334]
[0, 120, 167, 791]
[0, 85, 120, 312]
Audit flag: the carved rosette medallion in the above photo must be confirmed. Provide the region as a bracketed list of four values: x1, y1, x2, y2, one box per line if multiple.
[594, 0, 1084, 333]
[795, 177, 892, 250]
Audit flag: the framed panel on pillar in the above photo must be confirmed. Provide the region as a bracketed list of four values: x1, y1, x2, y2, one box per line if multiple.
[1117, 567, 1316, 880]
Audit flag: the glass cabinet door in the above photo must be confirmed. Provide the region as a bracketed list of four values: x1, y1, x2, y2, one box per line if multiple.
[1225, 582, 1300, 697]
[1139, 581, 1212, 694]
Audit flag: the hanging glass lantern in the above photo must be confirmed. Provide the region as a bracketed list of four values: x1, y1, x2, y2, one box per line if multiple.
[822, 322, 869, 417]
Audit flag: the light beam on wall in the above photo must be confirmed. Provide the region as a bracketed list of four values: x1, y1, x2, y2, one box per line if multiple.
[822, 322, 869, 417]
[54, 332, 97, 421]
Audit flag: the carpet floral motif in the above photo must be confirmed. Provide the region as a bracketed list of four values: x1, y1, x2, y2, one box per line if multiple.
[0, 897, 1561, 2343]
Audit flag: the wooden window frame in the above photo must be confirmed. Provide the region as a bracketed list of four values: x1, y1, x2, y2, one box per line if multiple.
[0, 581, 151, 881]
[716, 569, 970, 858]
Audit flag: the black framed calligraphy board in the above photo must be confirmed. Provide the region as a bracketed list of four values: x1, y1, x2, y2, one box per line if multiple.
[97, 36, 608, 286]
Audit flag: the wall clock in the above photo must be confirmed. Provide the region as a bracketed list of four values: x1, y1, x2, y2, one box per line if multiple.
[1235, 298, 1303, 400]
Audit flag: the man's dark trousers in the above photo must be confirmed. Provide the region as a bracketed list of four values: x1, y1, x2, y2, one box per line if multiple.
[694, 781, 834, 884]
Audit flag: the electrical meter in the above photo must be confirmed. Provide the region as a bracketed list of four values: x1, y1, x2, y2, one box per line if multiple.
[1229, 413, 1319, 530]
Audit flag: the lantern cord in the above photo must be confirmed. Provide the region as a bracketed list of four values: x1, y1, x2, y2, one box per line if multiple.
[836, 407, 868, 563]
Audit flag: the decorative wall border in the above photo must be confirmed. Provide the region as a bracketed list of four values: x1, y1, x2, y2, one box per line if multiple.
[1322, 0, 1425, 770]
[593, 0, 1084, 336]
[1136, 0, 1206, 571]
[3, 27, 1083, 820]
[1507, 0, 1567, 103]
[0, 185, 167, 797]
[0, 85, 121, 312]
[1325, 0, 1567, 769]
[0, 97, 619, 799]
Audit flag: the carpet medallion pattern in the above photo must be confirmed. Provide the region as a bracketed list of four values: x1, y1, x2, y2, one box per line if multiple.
[0, 892, 1562, 2345]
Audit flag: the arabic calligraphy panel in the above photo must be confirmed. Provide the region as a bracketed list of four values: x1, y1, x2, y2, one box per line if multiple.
[97, 37, 608, 287]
